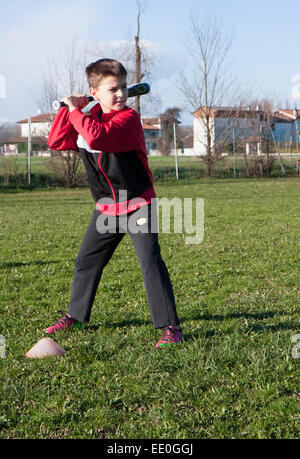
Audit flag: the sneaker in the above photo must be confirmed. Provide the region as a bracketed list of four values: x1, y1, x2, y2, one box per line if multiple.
[155, 325, 182, 349]
[45, 314, 83, 335]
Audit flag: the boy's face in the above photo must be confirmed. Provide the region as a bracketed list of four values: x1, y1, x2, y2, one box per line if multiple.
[90, 75, 128, 113]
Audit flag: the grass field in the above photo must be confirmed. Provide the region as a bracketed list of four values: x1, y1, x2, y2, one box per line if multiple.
[0, 176, 299, 439]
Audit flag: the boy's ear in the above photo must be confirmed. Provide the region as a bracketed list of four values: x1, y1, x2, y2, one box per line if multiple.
[89, 87, 96, 99]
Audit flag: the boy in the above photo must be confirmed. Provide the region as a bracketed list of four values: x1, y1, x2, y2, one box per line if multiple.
[46, 58, 182, 349]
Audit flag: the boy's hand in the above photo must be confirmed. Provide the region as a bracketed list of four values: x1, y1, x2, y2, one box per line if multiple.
[62, 94, 90, 112]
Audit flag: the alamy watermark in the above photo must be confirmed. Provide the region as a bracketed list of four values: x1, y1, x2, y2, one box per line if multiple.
[96, 195, 204, 244]
[0, 335, 5, 358]
[0, 74, 5, 99]
[291, 334, 300, 359]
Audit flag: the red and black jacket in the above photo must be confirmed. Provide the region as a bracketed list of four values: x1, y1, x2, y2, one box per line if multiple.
[48, 103, 156, 215]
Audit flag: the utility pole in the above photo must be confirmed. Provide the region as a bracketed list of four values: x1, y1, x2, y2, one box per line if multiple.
[135, 7, 142, 117]
[270, 126, 286, 176]
[257, 106, 263, 177]
[28, 115, 31, 186]
[258, 123, 263, 177]
[173, 122, 179, 180]
[232, 125, 236, 178]
[294, 110, 300, 152]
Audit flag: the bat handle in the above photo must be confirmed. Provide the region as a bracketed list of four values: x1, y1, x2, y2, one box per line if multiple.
[52, 96, 94, 111]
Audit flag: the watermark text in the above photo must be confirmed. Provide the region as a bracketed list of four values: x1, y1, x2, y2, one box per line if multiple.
[0, 74, 5, 99]
[0, 335, 6, 358]
[95, 195, 204, 244]
[291, 334, 300, 359]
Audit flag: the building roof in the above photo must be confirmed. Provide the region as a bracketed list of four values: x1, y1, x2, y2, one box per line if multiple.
[4, 136, 47, 144]
[273, 109, 300, 121]
[17, 114, 55, 124]
[142, 117, 161, 131]
[273, 113, 294, 122]
[142, 117, 160, 125]
[193, 106, 267, 119]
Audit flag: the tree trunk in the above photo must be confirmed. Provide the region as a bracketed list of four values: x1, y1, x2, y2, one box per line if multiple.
[206, 162, 212, 177]
[206, 115, 212, 176]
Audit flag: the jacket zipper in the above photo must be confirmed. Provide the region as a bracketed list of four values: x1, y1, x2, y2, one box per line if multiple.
[98, 152, 118, 214]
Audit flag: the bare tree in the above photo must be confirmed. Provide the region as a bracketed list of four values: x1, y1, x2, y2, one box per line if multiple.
[248, 98, 274, 113]
[38, 33, 88, 113]
[38, 59, 60, 114]
[159, 107, 181, 156]
[38, 33, 88, 187]
[177, 13, 247, 176]
[241, 99, 278, 177]
[135, 1, 142, 115]
[89, 1, 159, 117]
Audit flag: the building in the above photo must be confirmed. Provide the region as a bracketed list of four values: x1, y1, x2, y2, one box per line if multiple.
[17, 113, 54, 138]
[0, 123, 21, 155]
[192, 105, 300, 155]
[0, 114, 54, 155]
[272, 109, 300, 146]
[193, 106, 269, 156]
[141, 117, 162, 155]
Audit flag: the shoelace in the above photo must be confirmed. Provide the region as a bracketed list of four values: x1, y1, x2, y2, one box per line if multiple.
[54, 316, 74, 329]
[160, 328, 176, 343]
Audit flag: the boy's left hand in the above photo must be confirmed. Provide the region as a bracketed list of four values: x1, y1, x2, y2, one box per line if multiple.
[62, 94, 90, 112]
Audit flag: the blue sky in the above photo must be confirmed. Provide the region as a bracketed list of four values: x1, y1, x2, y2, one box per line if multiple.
[1, 0, 300, 124]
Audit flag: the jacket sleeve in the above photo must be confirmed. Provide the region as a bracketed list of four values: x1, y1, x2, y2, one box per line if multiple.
[48, 107, 79, 151]
[68, 108, 142, 153]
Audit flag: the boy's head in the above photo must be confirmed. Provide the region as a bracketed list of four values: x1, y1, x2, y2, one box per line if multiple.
[86, 59, 128, 113]
[86, 59, 127, 88]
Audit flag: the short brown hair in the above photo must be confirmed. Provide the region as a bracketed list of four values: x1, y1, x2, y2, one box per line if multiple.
[85, 58, 127, 89]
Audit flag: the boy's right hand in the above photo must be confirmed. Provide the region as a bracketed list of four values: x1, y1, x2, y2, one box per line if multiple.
[62, 94, 90, 112]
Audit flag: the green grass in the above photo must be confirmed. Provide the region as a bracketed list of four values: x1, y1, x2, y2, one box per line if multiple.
[0, 178, 299, 438]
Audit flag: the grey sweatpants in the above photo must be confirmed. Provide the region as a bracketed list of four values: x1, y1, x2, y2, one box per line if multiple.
[68, 203, 180, 329]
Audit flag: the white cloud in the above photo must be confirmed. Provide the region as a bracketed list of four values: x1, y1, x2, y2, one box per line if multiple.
[291, 74, 300, 101]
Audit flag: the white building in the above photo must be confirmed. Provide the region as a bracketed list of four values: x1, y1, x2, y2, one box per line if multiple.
[0, 113, 56, 155]
[17, 113, 54, 138]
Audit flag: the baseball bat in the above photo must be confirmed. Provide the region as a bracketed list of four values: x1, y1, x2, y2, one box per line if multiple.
[52, 82, 150, 111]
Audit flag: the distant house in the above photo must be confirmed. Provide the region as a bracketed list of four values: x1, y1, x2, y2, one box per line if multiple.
[0, 123, 21, 155]
[141, 117, 162, 155]
[272, 109, 300, 145]
[0, 114, 54, 155]
[193, 106, 269, 156]
[17, 113, 54, 138]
